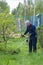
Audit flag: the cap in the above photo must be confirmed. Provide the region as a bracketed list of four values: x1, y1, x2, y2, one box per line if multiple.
[25, 20, 31, 24]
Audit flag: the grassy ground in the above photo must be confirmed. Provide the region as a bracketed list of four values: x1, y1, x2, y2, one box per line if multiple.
[0, 38, 43, 65]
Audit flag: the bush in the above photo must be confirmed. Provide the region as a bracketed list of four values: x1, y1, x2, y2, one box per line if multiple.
[37, 25, 43, 49]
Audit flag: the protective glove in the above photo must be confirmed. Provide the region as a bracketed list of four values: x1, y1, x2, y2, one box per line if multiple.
[21, 34, 25, 37]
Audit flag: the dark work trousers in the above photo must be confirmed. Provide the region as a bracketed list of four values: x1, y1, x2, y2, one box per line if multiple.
[29, 37, 37, 53]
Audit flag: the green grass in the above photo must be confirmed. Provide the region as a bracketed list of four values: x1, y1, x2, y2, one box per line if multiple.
[0, 38, 43, 65]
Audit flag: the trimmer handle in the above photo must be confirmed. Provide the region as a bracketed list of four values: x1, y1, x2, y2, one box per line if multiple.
[26, 39, 28, 42]
[21, 34, 25, 37]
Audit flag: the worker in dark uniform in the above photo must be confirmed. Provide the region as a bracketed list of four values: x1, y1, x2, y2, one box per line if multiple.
[22, 20, 37, 53]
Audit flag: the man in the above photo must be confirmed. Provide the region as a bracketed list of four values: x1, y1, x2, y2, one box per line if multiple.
[22, 20, 37, 53]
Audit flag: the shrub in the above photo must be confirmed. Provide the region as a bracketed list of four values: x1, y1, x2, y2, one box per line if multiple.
[37, 25, 43, 49]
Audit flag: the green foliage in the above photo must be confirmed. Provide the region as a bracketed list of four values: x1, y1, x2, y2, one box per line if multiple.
[0, 9, 16, 41]
[12, 0, 43, 18]
[36, 0, 43, 14]
[12, 3, 24, 20]
[0, 1, 17, 41]
[0, 1, 10, 13]
[37, 25, 43, 49]
[12, 2, 34, 19]
[0, 38, 43, 65]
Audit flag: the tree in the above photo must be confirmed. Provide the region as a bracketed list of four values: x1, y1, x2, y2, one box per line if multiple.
[12, 3, 24, 20]
[0, 11, 15, 41]
[0, 1, 10, 13]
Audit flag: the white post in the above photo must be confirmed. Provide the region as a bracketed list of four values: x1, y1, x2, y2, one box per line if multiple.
[38, 18, 40, 27]
[18, 19, 21, 32]
[33, 0, 36, 25]
[24, 0, 26, 22]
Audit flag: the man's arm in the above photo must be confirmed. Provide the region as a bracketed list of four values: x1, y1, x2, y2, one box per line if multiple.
[21, 27, 29, 37]
[24, 27, 28, 35]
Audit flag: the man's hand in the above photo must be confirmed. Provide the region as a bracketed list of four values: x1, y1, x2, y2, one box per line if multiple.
[21, 34, 25, 37]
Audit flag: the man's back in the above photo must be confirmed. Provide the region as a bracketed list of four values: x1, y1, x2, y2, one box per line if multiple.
[24, 24, 37, 38]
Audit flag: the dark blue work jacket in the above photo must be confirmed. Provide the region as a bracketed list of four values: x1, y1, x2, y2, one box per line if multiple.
[24, 24, 37, 39]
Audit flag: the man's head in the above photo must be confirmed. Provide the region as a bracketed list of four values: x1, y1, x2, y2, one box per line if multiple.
[25, 20, 31, 26]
